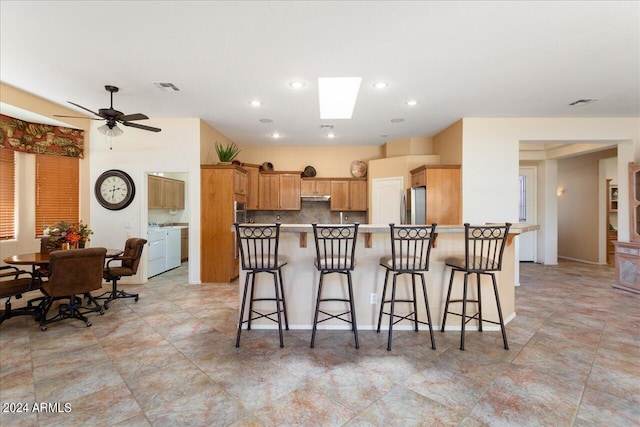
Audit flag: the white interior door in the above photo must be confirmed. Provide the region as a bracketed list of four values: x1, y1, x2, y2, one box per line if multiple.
[372, 177, 404, 224]
[519, 167, 537, 262]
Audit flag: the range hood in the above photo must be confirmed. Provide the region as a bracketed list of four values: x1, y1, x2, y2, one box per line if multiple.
[301, 194, 331, 202]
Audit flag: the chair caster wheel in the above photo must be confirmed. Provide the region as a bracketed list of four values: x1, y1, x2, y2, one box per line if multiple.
[99, 310, 105, 315]
[85, 322, 91, 327]
[104, 304, 109, 310]
[134, 296, 139, 302]
[40, 325, 47, 331]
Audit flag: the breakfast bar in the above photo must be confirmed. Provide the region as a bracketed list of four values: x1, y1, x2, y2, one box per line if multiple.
[238, 223, 538, 331]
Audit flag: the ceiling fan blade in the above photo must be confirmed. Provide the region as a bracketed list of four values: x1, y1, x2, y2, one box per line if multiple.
[121, 121, 162, 132]
[53, 114, 103, 120]
[118, 113, 148, 122]
[67, 101, 102, 118]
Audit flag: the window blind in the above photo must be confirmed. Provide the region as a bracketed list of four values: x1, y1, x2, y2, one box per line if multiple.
[0, 148, 16, 240]
[35, 155, 79, 235]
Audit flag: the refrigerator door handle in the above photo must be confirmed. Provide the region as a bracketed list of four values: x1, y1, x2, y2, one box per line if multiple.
[400, 190, 407, 224]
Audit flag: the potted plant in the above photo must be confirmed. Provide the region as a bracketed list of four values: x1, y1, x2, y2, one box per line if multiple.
[215, 141, 241, 164]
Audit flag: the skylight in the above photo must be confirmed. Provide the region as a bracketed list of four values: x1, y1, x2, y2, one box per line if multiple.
[318, 77, 362, 119]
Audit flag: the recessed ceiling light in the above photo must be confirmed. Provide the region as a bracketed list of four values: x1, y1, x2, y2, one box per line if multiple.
[250, 100, 262, 107]
[390, 118, 405, 123]
[373, 82, 389, 89]
[327, 133, 335, 138]
[289, 81, 305, 89]
[318, 77, 362, 119]
[406, 100, 418, 106]
[380, 134, 390, 138]
[259, 118, 273, 123]
[271, 132, 281, 139]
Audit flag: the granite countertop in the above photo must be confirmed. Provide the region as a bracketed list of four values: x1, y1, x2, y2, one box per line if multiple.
[236, 223, 539, 234]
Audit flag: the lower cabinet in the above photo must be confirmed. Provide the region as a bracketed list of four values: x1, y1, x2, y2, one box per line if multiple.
[181, 227, 189, 261]
[613, 241, 640, 294]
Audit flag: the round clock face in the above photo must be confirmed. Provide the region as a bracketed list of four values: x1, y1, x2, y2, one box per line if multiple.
[95, 169, 136, 210]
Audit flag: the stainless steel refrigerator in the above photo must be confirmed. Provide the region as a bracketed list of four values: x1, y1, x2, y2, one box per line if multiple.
[402, 187, 426, 224]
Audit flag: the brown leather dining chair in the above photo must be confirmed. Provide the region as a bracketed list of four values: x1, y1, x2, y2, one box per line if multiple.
[97, 238, 147, 309]
[34, 247, 107, 331]
[0, 266, 41, 324]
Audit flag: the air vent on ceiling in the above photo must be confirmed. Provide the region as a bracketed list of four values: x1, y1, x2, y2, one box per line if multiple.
[154, 82, 180, 91]
[320, 124, 334, 129]
[569, 98, 598, 106]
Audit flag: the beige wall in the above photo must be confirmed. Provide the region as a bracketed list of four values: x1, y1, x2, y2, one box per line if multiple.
[234, 145, 383, 178]
[200, 120, 236, 165]
[433, 119, 462, 164]
[558, 148, 617, 262]
[384, 137, 433, 157]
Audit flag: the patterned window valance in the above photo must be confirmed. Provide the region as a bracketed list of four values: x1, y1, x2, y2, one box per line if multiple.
[0, 114, 84, 158]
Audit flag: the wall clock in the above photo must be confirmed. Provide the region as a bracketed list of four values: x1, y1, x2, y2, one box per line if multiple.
[95, 169, 136, 210]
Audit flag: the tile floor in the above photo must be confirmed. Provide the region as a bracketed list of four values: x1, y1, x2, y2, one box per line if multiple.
[1, 260, 639, 426]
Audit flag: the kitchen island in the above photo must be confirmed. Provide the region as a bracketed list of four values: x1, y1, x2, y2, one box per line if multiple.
[238, 223, 538, 331]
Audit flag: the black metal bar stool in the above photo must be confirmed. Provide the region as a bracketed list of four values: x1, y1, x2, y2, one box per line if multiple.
[441, 223, 511, 350]
[310, 223, 360, 349]
[377, 223, 438, 351]
[235, 223, 289, 348]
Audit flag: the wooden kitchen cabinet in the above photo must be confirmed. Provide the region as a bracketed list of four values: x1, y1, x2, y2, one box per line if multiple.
[258, 174, 279, 210]
[201, 164, 246, 283]
[330, 179, 367, 211]
[301, 179, 331, 195]
[613, 241, 640, 294]
[410, 165, 461, 225]
[148, 175, 185, 210]
[279, 173, 301, 210]
[234, 168, 247, 197]
[243, 163, 260, 210]
[181, 227, 189, 262]
[258, 172, 301, 210]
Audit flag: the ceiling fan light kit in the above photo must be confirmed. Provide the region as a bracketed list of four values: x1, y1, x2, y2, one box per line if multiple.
[54, 85, 161, 137]
[98, 123, 124, 137]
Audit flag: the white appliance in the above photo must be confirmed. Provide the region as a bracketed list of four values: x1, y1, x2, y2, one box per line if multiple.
[147, 229, 167, 277]
[165, 228, 181, 270]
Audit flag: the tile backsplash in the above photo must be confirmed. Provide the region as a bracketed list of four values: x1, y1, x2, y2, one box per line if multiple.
[248, 201, 366, 224]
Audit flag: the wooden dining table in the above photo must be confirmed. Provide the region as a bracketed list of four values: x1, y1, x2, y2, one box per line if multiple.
[3, 248, 123, 269]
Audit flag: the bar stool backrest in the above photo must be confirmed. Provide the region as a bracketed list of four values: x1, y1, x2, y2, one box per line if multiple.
[312, 223, 359, 272]
[463, 223, 511, 272]
[235, 223, 281, 271]
[388, 223, 437, 272]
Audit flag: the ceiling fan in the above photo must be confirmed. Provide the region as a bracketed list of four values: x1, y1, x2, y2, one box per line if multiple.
[55, 85, 161, 136]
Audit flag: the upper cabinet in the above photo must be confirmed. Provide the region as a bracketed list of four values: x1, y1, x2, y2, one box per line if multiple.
[301, 179, 331, 195]
[410, 165, 461, 225]
[148, 175, 185, 210]
[258, 172, 301, 210]
[244, 164, 260, 210]
[234, 168, 247, 198]
[330, 179, 367, 211]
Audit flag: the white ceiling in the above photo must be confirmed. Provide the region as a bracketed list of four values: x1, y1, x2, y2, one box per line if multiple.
[1, 1, 638, 147]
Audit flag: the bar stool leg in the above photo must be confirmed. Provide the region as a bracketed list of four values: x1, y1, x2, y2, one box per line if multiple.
[386, 273, 398, 350]
[461, 273, 469, 351]
[236, 272, 252, 347]
[347, 272, 359, 349]
[272, 271, 284, 348]
[278, 268, 289, 330]
[491, 273, 509, 350]
[310, 273, 325, 348]
[411, 273, 419, 331]
[441, 269, 456, 332]
[247, 273, 257, 330]
[476, 272, 483, 332]
[420, 273, 436, 350]
[377, 268, 390, 333]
